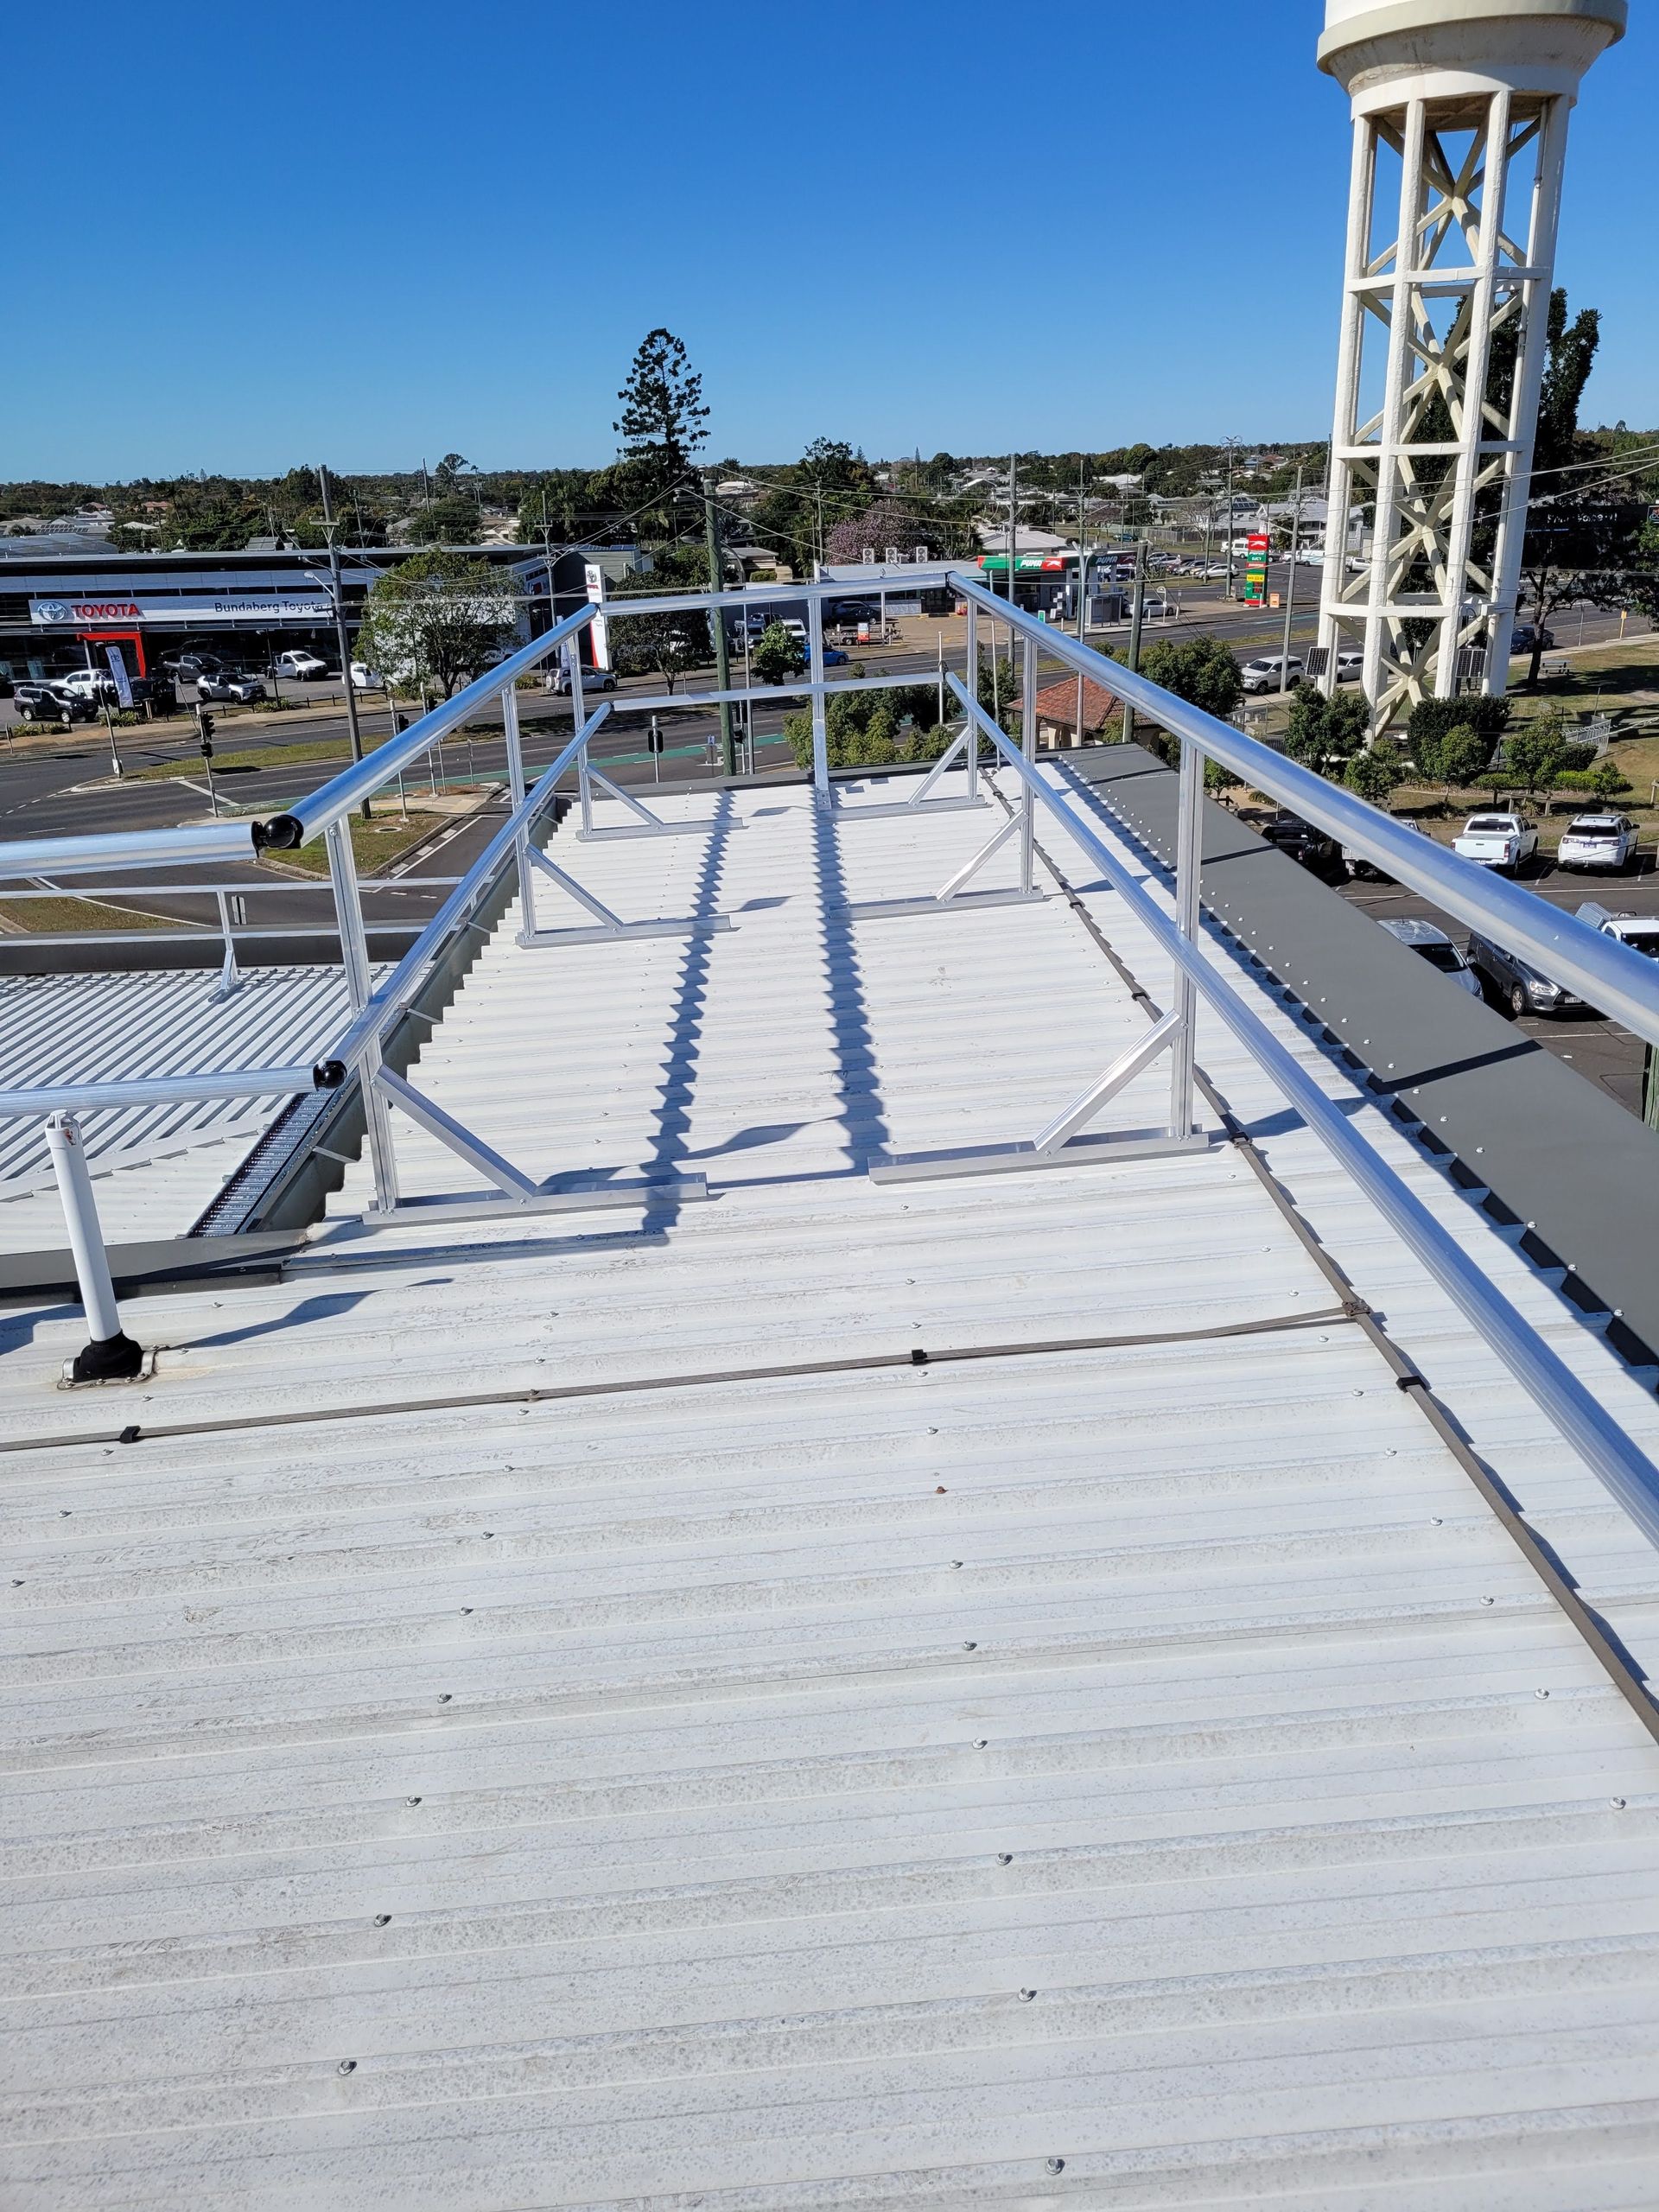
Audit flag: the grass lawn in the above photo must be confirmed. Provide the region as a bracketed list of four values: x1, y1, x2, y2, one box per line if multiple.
[129, 734, 372, 782]
[277, 808, 448, 877]
[0, 895, 182, 934]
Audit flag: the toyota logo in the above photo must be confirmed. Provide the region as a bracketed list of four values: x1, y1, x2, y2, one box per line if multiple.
[35, 601, 72, 623]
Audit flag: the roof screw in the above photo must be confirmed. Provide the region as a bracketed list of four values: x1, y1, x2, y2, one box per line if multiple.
[337, 2059, 356, 2076]
[1046, 2158, 1065, 2175]
[436, 1693, 452, 1703]
[459, 1606, 473, 1615]
[1430, 1516, 1442, 1526]
[1611, 1797, 1627, 1809]
[405, 1796, 422, 1807]
[997, 1852, 1013, 1865]
[950, 1560, 963, 1569]
[963, 1640, 977, 1651]
[1018, 1987, 1036, 2002]
[974, 1738, 988, 1750]
[373, 1914, 391, 1926]
[1535, 1688, 1549, 1700]
[1480, 1596, 1495, 1605]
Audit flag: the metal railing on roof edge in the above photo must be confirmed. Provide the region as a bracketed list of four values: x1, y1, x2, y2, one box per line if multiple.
[4, 567, 1658, 1564]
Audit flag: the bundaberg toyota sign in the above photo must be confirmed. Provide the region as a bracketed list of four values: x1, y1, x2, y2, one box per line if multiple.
[29, 594, 334, 627]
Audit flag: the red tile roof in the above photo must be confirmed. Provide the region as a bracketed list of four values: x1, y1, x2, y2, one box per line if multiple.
[1033, 673, 1118, 732]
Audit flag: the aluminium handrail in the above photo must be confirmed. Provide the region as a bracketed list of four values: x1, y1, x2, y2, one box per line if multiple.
[946, 670, 1659, 1554]
[319, 702, 613, 1081]
[0, 1064, 338, 1119]
[0, 823, 263, 882]
[946, 568, 1659, 1050]
[256, 602, 598, 850]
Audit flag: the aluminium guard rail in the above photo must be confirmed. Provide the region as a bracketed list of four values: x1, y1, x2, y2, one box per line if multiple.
[6, 569, 1659, 1561]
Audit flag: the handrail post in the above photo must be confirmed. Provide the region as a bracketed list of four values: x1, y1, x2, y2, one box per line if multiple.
[808, 595, 829, 805]
[46, 1110, 143, 1381]
[212, 889, 243, 1002]
[569, 650, 593, 836]
[501, 682, 537, 938]
[1020, 633, 1037, 894]
[964, 598, 979, 799]
[325, 818, 399, 1213]
[1168, 737, 1202, 1137]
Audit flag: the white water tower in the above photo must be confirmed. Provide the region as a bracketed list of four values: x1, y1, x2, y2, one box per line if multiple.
[1313, 0, 1624, 721]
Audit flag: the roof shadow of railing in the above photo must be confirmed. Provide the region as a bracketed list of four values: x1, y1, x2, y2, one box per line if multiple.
[811, 793, 892, 1174]
[629, 789, 742, 1232]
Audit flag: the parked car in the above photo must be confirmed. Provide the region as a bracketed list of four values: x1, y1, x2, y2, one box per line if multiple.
[1240, 654, 1306, 694]
[1452, 811, 1538, 872]
[1141, 598, 1181, 621]
[1378, 916, 1482, 998]
[1554, 812, 1639, 872]
[13, 680, 92, 722]
[1333, 649, 1364, 683]
[273, 650, 328, 680]
[1466, 929, 1584, 1017]
[821, 645, 849, 667]
[1576, 900, 1659, 961]
[1343, 817, 1430, 881]
[56, 666, 120, 704]
[169, 651, 225, 680]
[1260, 810, 1339, 873]
[196, 670, 267, 703]
[349, 661, 385, 691]
[551, 663, 618, 695]
[1510, 624, 1555, 652]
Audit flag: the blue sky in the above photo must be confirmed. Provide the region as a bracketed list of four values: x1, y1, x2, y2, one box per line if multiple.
[9, 1, 1655, 479]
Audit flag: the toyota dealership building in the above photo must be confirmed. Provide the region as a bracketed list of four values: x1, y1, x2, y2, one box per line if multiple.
[0, 542, 638, 683]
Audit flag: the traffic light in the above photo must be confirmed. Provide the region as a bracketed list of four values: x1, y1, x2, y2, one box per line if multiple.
[198, 710, 215, 758]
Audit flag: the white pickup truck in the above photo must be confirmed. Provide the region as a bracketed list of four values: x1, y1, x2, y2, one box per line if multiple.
[1452, 811, 1538, 873]
[1577, 901, 1659, 961]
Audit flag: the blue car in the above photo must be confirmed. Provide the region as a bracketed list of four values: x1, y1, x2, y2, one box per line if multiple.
[822, 645, 849, 666]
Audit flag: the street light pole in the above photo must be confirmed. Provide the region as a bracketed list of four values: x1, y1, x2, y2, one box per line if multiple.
[318, 462, 370, 821]
[1075, 454, 1088, 743]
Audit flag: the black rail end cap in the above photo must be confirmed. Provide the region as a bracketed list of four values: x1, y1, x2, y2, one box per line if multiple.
[253, 813, 303, 852]
[313, 1058, 347, 1091]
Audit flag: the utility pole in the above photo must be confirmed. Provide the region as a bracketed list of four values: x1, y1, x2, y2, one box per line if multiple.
[1121, 537, 1148, 749]
[703, 470, 734, 777]
[318, 463, 370, 820]
[1280, 464, 1304, 694]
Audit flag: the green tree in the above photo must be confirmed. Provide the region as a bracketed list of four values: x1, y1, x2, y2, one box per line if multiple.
[752, 622, 806, 687]
[405, 494, 486, 546]
[1503, 708, 1571, 804]
[1137, 634, 1243, 721]
[1407, 693, 1511, 756]
[607, 556, 714, 695]
[1417, 721, 1495, 807]
[1589, 757, 1631, 801]
[1284, 683, 1369, 779]
[355, 550, 518, 699]
[1344, 747, 1401, 807]
[613, 328, 709, 529]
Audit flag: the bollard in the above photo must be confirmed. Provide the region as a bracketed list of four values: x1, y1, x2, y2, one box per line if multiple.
[45, 1112, 143, 1382]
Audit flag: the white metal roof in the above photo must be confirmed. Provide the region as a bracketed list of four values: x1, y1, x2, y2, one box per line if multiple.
[3, 776, 1657, 2208]
[0, 964, 372, 1250]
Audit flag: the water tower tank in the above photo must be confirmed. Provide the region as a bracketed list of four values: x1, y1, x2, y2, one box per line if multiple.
[1312, 1, 1625, 721]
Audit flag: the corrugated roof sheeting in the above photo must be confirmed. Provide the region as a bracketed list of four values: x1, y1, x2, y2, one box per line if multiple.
[2, 779, 1658, 2209]
[0, 964, 372, 1249]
